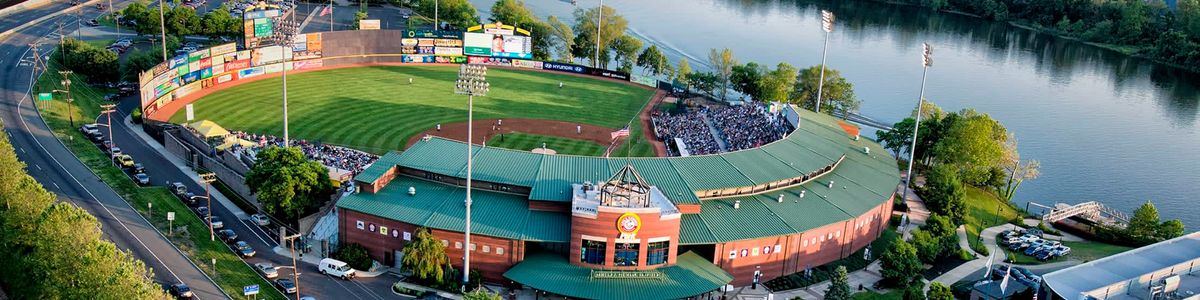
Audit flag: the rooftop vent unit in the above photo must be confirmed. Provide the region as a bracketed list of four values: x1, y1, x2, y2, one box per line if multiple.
[734, 200, 741, 209]
[421, 135, 432, 141]
[408, 186, 416, 196]
[827, 181, 835, 189]
[799, 190, 806, 198]
[778, 194, 785, 203]
[863, 146, 870, 154]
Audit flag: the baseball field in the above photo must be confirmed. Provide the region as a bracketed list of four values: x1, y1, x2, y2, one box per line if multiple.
[170, 65, 657, 156]
[486, 133, 608, 156]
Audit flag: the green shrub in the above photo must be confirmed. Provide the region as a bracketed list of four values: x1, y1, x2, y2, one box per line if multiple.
[331, 243, 374, 271]
[131, 107, 142, 124]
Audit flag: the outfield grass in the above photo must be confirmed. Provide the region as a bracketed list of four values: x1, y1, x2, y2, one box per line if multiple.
[486, 133, 608, 156]
[36, 59, 285, 300]
[172, 65, 656, 155]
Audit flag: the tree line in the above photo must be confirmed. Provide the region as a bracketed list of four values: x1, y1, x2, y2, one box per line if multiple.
[871, 0, 1200, 71]
[0, 126, 169, 298]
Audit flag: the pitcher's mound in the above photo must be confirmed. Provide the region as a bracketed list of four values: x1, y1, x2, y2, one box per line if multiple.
[530, 148, 557, 155]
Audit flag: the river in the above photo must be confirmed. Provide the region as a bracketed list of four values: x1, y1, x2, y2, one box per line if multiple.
[468, 0, 1200, 228]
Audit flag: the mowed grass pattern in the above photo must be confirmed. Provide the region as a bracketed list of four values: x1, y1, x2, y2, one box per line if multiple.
[171, 66, 654, 154]
[486, 133, 608, 156]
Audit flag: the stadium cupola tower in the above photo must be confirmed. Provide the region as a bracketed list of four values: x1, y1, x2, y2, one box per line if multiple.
[569, 165, 682, 269]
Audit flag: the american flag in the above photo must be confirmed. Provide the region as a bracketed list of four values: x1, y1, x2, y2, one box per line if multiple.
[611, 127, 630, 140]
[922, 42, 934, 67]
[319, 4, 332, 17]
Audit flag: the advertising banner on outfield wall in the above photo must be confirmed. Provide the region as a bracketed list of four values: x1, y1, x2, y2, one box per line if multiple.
[293, 33, 323, 60]
[170, 55, 188, 69]
[177, 64, 190, 76]
[467, 56, 511, 66]
[541, 61, 589, 75]
[239, 66, 266, 79]
[435, 47, 463, 56]
[401, 55, 466, 64]
[590, 68, 630, 81]
[292, 59, 323, 70]
[210, 43, 237, 56]
[212, 63, 225, 75]
[511, 59, 541, 69]
[252, 45, 292, 66]
[199, 58, 212, 70]
[173, 82, 201, 98]
[631, 74, 657, 87]
[225, 59, 251, 71]
[216, 72, 234, 84]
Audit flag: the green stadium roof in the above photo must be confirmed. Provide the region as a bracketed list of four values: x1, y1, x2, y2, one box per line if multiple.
[503, 251, 732, 300]
[341, 107, 901, 244]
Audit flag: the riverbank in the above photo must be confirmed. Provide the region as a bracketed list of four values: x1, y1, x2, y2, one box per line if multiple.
[857, 0, 1199, 73]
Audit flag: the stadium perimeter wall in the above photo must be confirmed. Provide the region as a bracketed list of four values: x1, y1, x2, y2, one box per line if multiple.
[143, 29, 655, 123]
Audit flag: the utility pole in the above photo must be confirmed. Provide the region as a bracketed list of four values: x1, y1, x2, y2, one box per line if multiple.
[200, 173, 217, 241]
[101, 104, 116, 165]
[59, 71, 75, 128]
[158, 0, 167, 62]
[283, 233, 302, 300]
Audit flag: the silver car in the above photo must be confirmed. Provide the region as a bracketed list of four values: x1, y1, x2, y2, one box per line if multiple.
[255, 263, 279, 279]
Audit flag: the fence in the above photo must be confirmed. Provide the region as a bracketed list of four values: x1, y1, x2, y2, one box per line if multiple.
[162, 126, 260, 208]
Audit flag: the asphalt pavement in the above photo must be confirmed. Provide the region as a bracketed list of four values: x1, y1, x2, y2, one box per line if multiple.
[1, 2, 397, 299]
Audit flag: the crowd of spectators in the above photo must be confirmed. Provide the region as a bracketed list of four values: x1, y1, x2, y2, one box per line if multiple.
[651, 103, 792, 156]
[651, 108, 722, 155]
[709, 104, 790, 151]
[230, 131, 379, 174]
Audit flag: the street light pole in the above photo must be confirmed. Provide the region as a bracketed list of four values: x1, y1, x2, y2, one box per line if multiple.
[200, 173, 217, 241]
[434, 0, 438, 31]
[901, 43, 933, 204]
[101, 104, 116, 166]
[59, 71, 75, 128]
[455, 64, 489, 290]
[815, 10, 833, 114]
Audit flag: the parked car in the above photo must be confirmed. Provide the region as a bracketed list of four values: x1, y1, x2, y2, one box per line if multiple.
[80, 123, 101, 136]
[255, 263, 279, 279]
[168, 282, 193, 299]
[235, 241, 256, 257]
[206, 216, 223, 229]
[217, 229, 237, 242]
[87, 19, 100, 26]
[109, 147, 122, 156]
[1036, 249, 1057, 261]
[88, 132, 105, 142]
[318, 258, 356, 280]
[1025, 244, 1046, 256]
[189, 195, 208, 206]
[169, 182, 188, 197]
[275, 278, 297, 294]
[1009, 241, 1030, 251]
[113, 154, 135, 167]
[195, 206, 209, 216]
[250, 213, 270, 226]
[132, 163, 145, 173]
[1055, 245, 1072, 256]
[135, 173, 150, 185]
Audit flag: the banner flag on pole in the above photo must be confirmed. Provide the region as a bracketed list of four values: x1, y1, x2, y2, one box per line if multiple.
[319, 4, 332, 16]
[922, 43, 934, 67]
[821, 10, 834, 33]
[983, 251, 995, 279]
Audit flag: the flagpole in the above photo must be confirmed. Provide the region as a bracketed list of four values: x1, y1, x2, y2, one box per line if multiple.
[815, 10, 833, 114]
[329, 0, 333, 31]
[901, 43, 932, 208]
[594, 0, 603, 69]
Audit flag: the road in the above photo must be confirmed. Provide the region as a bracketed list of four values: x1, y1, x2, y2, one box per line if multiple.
[1, 1, 397, 299]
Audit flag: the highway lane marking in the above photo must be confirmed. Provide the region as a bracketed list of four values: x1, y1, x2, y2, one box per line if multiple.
[11, 29, 217, 299]
[51, 182, 59, 190]
[238, 219, 272, 247]
[34, 164, 41, 170]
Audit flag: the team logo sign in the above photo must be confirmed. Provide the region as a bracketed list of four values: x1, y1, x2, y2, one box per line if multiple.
[616, 212, 641, 239]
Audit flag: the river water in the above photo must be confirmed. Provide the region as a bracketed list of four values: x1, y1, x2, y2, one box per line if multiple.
[469, 0, 1200, 228]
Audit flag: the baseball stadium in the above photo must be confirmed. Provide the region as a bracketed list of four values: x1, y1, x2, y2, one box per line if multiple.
[139, 24, 900, 300]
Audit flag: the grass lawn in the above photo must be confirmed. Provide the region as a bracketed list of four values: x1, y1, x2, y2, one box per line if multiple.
[171, 65, 656, 155]
[1003, 239, 1133, 265]
[486, 133, 607, 156]
[962, 186, 1020, 256]
[766, 229, 900, 291]
[851, 290, 904, 300]
[36, 59, 285, 300]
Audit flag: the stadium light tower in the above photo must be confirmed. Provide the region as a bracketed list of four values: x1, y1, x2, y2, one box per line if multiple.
[267, 13, 301, 147]
[814, 10, 833, 114]
[594, 0, 603, 69]
[158, 0, 167, 62]
[454, 64, 489, 290]
[902, 43, 933, 206]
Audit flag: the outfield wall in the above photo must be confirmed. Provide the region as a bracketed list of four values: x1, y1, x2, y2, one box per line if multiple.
[140, 29, 658, 122]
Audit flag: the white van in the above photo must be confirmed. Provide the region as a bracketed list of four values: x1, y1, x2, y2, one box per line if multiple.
[318, 258, 356, 280]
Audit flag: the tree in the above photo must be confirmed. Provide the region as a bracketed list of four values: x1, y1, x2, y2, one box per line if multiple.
[571, 5, 628, 68]
[676, 58, 692, 87]
[824, 266, 852, 300]
[413, 0, 479, 30]
[759, 62, 798, 103]
[922, 164, 966, 224]
[793, 65, 859, 114]
[244, 147, 334, 223]
[730, 62, 766, 101]
[688, 72, 720, 96]
[927, 282, 953, 300]
[402, 228, 449, 282]
[910, 230, 942, 263]
[59, 38, 119, 83]
[903, 281, 926, 300]
[463, 288, 504, 300]
[1128, 201, 1161, 240]
[200, 5, 240, 39]
[164, 5, 200, 36]
[611, 34, 643, 73]
[932, 111, 1008, 185]
[1158, 219, 1186, 241]
[877, 118, 915, 160]
[545, 16, 575, 62]
[636, 45, 669, 76]
[997, 135, 1039, 201]
[331, 243, 373, 271]
[707, 48, 736, 100]
[922, 213, 956, 237]
[880, 239, 922, 287]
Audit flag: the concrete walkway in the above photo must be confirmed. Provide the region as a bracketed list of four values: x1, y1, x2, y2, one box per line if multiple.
[1022, 219, 1086, 242]
[730, 261, 889, 300]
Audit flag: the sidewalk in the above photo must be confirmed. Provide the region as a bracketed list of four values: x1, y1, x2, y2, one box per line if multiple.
[270, 245, 397, 278]
[124, 116, 250, 220]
